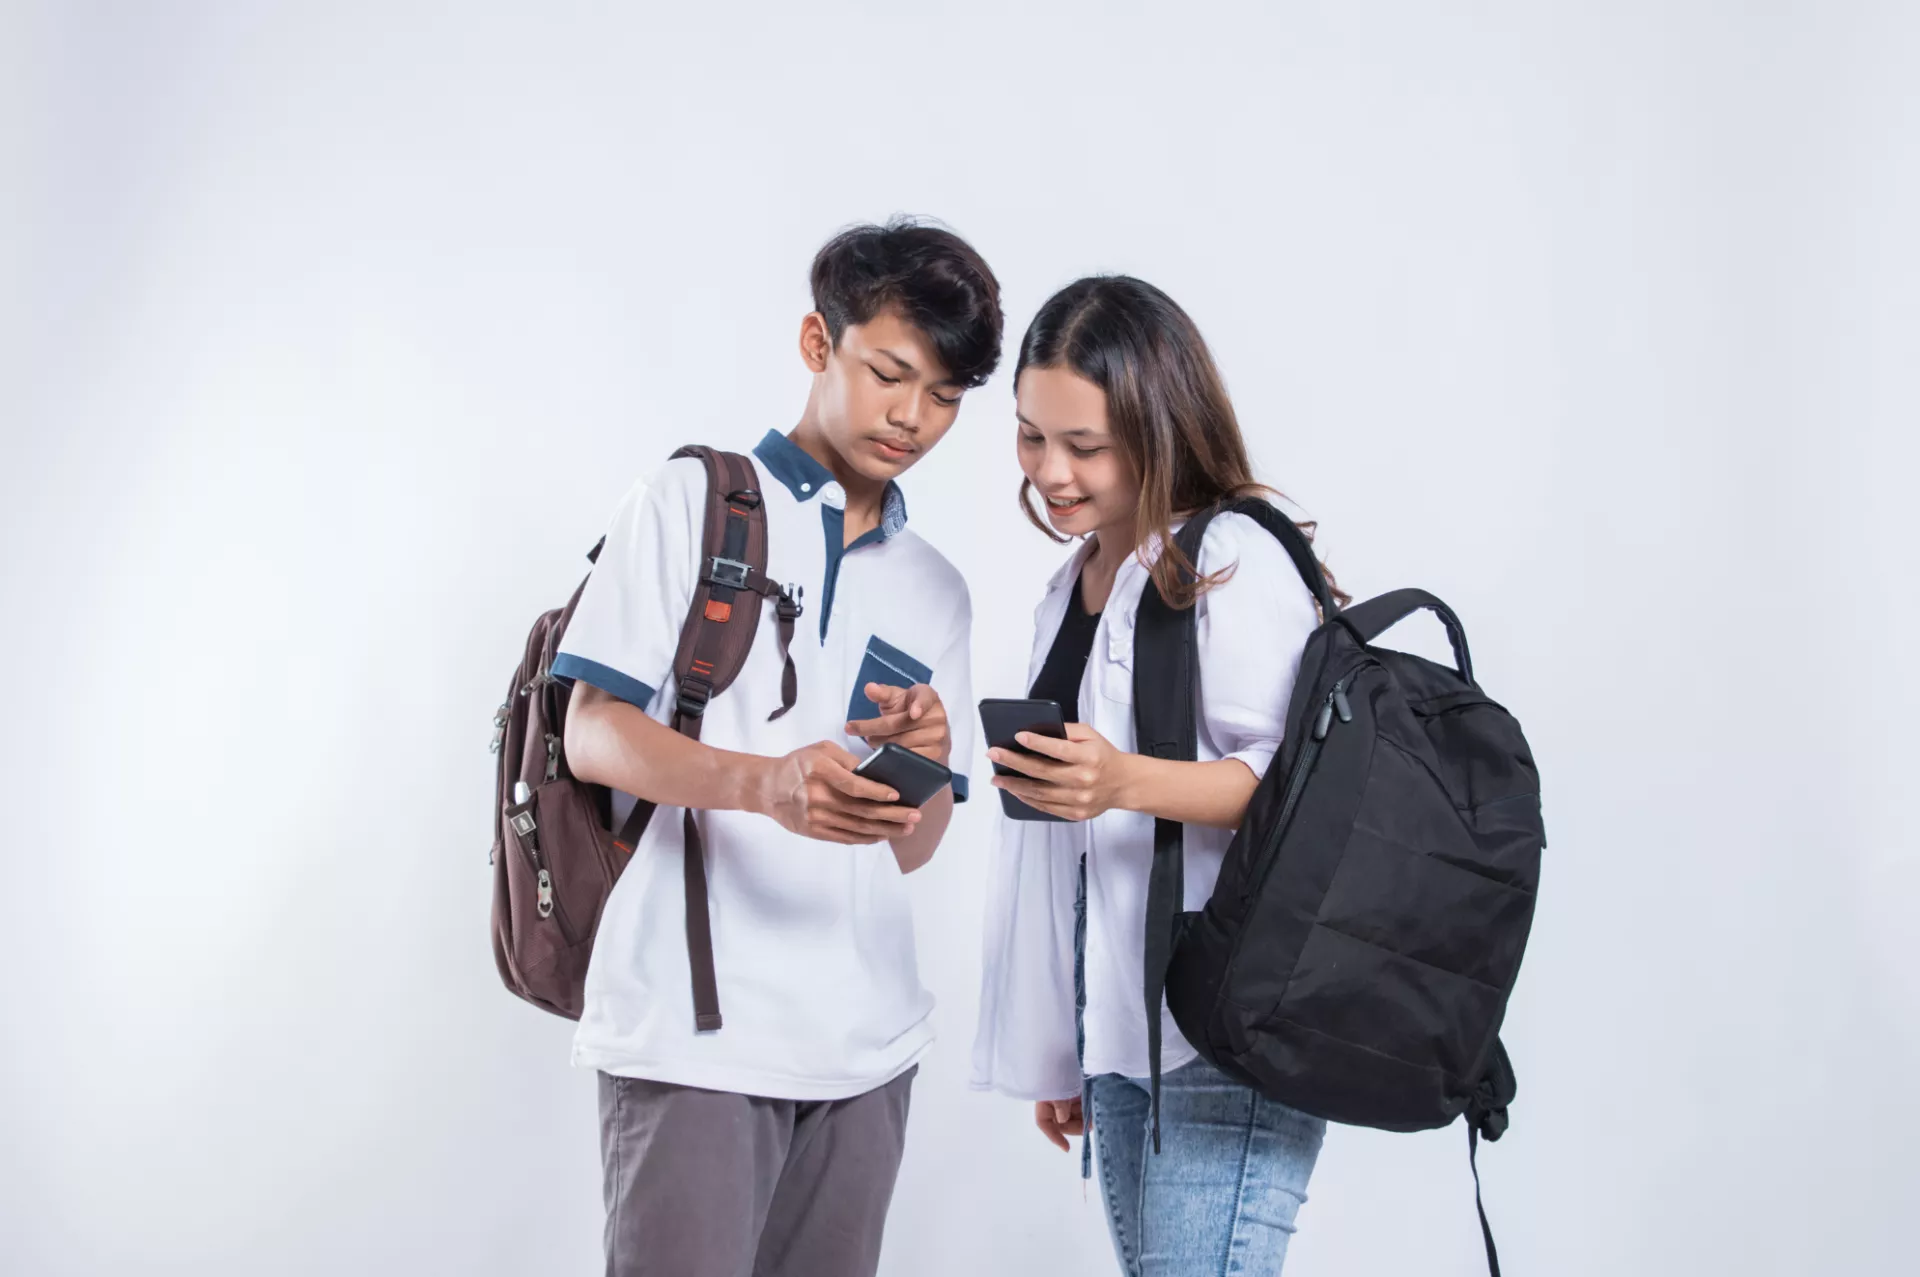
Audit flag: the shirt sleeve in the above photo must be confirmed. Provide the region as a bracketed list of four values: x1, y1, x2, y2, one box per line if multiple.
[551, 458, 703, 712]
[933, 587, 976, 802]
[1193, 512, 1322, 781]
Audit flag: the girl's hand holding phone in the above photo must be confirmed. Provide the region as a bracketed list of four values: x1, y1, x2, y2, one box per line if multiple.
[988, 723, 1134, 822]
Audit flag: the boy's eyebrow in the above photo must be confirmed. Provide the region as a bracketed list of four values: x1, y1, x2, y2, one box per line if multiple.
[873, 347, 918, 375]
[877, 346, 962, 392]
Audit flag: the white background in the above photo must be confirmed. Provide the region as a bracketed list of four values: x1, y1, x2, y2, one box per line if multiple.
[4, 3, 1916, 1274]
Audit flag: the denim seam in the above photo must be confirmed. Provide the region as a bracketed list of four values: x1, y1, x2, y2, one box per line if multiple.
[1222, 1086, 1258, 1277]
[1073, 853, 1092, 1182]
[1133, 1110, 1149, 1277]
[1093, 1087, 1138, 1277]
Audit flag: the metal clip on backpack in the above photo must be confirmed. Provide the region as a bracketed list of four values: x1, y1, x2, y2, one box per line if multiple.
[1132, 498, 1544, 1277]
[489, 447, 802, 1027]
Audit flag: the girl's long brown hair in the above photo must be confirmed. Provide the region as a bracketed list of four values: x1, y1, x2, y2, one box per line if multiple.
[1015, 275, 1347, 611]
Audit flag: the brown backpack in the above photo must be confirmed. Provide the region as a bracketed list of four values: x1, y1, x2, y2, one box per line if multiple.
[489, 446, 801, 1025]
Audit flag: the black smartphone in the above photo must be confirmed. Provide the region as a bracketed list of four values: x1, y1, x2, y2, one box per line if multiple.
[978, 698, 1071, 823]
[853, 743, 954, 808]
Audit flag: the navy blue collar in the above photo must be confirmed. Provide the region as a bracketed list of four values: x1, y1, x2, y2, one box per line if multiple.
[753, 429, 909, 538]
[753, 429, 835, 502]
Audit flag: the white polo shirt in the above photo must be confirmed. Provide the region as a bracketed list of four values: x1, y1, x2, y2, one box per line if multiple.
[552, 430, 974, 1100]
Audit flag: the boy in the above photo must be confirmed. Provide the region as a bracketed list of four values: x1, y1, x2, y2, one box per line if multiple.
[553, 218, 1002, 1277]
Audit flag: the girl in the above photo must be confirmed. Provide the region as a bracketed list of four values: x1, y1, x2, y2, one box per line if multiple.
[971, 276, 1347, 1276]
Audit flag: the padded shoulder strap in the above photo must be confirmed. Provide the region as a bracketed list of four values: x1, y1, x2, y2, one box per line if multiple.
[669, 447, 778, 720]
[1172, 497, 1339, 621]
[1133, 530, 1201, 1156]
[1133, 495, 1339, 1150]
[611, 446, 804, 1035]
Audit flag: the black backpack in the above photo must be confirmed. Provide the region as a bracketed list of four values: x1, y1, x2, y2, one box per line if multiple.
[1134, 497, 1544, 1277]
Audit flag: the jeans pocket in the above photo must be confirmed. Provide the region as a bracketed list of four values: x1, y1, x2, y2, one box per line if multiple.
[848, 635, 933, 723]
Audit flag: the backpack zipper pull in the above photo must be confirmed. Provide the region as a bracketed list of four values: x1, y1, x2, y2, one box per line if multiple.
[536, 868, 554, 919]
[545, 733, 560, 781]
[489, 704, 509, 754]
[1315, 679, 1356, 740]
[509, 782, 538, 837]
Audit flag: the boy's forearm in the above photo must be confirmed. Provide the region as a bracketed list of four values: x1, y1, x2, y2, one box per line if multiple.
[564, 682, 768, 816]
[889, 788, 954, 873]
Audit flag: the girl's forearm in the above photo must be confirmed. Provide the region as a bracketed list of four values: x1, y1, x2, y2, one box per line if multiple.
[1114, 753, 1260, 829]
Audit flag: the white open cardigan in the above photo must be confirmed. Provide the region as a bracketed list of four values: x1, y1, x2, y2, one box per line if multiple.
[969, 514, 1321, 1100]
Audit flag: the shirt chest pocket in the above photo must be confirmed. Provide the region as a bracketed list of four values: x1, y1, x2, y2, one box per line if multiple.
[1095, 609, 1137, 708]
[848, 635, 934, 723]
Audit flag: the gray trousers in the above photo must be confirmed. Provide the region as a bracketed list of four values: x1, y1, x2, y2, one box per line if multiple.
[598, 1066, 915, 1277]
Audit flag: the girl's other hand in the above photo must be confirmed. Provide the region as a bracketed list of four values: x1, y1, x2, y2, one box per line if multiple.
[1034, 1096, 1085, 1151]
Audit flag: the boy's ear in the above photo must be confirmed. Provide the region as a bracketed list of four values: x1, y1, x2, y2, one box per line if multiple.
[799, 311, 833, 374]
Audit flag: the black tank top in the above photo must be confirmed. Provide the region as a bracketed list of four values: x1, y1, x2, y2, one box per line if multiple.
[1028, 571, 1102, 724]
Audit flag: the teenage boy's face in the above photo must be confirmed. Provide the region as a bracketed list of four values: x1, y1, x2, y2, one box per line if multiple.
[802, 309, 965, 483]
[1015, 366, 1139, 540]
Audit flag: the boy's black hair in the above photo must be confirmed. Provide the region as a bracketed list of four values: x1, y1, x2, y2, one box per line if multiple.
[809, 216, 1004, 389]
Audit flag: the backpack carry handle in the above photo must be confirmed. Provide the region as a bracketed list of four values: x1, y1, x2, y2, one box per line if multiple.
[1337, 588, 1474, 684]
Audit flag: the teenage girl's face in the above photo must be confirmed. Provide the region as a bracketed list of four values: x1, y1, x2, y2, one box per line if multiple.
[1015, 366, 1139, 541]
[802, 308, 965, 485]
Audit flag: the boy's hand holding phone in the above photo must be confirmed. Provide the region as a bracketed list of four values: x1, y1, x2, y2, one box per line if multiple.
[755, 742, 923, 846]
[847, 682, 951, 765]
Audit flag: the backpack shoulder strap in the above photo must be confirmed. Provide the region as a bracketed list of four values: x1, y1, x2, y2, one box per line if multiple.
[1133, 529, 1202, 1156]
[667, 446, 801, 725]
[1131, 496, 1342, 1149]
[612, 446, 805, 1034]
[1174, 497, 1340, 620]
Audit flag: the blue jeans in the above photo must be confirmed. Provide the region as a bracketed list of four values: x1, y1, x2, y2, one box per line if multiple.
[1089, 1058, 1326, 1277]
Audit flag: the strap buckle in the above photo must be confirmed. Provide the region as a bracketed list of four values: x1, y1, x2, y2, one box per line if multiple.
[706, 556, 751, 590]
[776, 581, 804, 620]
[677, 676, 714, 720]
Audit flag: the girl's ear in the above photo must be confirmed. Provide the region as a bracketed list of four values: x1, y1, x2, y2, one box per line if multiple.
[799, 312, 833, 374]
